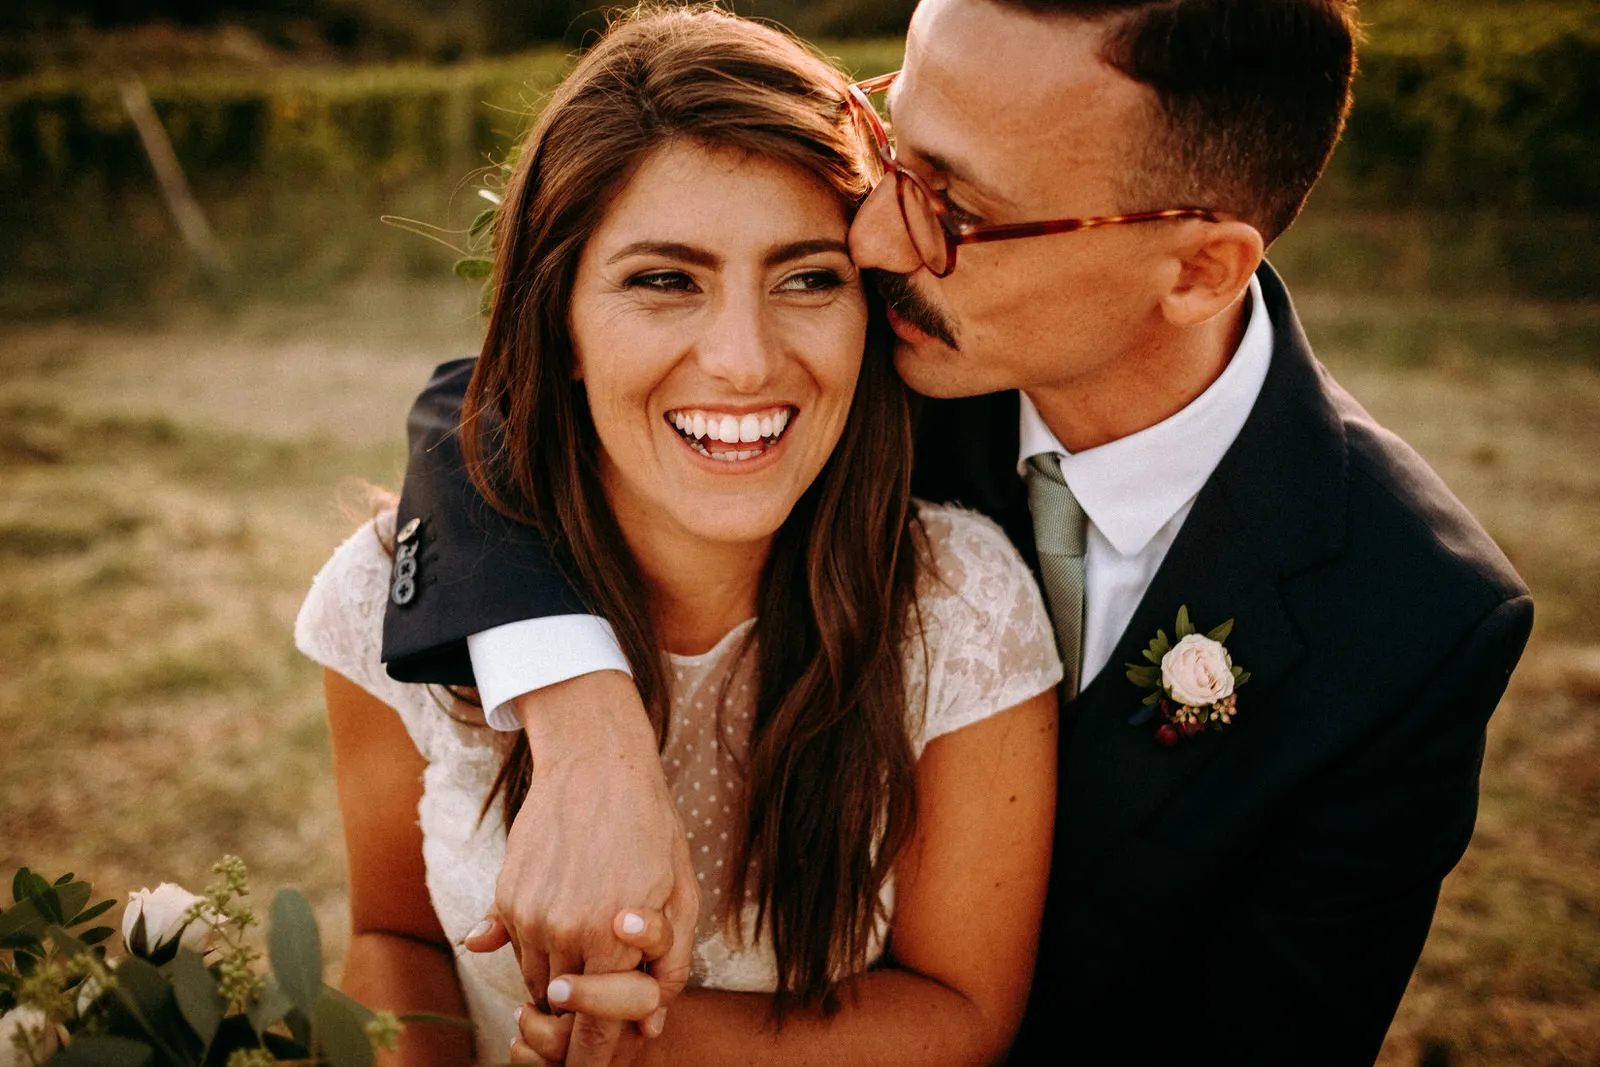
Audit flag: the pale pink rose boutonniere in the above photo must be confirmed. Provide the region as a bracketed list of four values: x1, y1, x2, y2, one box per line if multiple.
[1126, 606, 1252, 747]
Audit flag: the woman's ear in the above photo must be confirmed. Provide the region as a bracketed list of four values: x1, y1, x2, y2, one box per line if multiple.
[1158, 219, 1264, 329]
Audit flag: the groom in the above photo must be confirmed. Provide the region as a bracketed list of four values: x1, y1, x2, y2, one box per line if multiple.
[382, 0, 1531, 1062]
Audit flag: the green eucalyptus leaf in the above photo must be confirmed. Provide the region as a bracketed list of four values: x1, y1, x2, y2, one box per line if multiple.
[53, 872, 76, 887]
[313, 992, 376, 1067]
[1206, 619, 1235, 644]
[166, 949, 225, 1050]
[284, 1006, 312, 1049]
[269, 889, 322, 1019]
[105, 955, 193, 1065]
[321, 985, 375, 1027]
[1175, 605, 1194, 638]
[452, 256, 493, 280]
[247, 975, 294, 1036]
[41, 1035, 153, 1067]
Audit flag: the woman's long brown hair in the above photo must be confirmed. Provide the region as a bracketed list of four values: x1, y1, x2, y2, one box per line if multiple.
[461, 4, 921, 1016]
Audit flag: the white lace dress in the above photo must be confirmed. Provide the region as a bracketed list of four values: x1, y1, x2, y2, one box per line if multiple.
[295, 502, 1061, 1061]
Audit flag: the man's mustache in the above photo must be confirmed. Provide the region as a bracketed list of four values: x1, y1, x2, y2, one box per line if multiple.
[871, 270, 959, 350]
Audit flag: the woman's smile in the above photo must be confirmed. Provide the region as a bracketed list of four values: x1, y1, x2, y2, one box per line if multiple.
[569, 139, 867, 553]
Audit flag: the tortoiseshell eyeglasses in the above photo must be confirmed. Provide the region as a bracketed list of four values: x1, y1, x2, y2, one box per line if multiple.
[846, 70, 1225, 278]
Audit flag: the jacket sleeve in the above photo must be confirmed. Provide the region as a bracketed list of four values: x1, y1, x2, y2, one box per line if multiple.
[1181, 591, 1534, 1064]
[379, 359, 595, 686]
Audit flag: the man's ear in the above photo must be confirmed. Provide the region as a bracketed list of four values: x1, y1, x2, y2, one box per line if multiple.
[1158, 220, 1264, 328]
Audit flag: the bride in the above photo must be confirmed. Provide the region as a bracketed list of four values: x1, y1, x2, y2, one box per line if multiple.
[296, 7, 1060, 1064]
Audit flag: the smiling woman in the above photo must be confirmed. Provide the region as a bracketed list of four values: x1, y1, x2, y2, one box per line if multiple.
[294, 6, 1062, 1066]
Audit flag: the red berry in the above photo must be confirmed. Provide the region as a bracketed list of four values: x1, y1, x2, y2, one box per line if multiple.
[1179, 720, 1204, 739]
[1155, 724, 1180, 748]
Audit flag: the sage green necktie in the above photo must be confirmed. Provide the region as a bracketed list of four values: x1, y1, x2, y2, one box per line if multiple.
[1026, 452, 1087, 698]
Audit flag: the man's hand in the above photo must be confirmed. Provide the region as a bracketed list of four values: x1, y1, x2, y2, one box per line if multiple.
[466, 671, 698, 1067]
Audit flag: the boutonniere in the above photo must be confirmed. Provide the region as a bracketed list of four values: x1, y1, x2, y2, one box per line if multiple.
[1125, 606, 1251, 747]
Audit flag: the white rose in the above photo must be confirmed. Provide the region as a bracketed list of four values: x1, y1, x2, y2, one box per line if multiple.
[0, 1006, 59, 1067]
[1161, 633, 1236, 707]
[121, 883, 218, 959]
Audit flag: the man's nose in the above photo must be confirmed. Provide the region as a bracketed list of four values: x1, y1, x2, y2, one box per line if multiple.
[696, 295, 776, 393]
[848, 178, 922, 275]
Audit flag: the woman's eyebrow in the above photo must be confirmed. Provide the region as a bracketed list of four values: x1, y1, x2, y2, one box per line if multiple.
[764, 238, 850, 266]
[607, 240, 720, 266]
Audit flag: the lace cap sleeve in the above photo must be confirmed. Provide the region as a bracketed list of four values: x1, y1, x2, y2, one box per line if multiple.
[907, 503, 1063, 753]
[294, 510, 455, 762]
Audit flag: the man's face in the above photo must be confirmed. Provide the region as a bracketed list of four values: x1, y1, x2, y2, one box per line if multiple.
[850, 0, 1174, 400]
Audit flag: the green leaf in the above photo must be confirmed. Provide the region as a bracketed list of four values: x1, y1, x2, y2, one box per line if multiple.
[166, 949, 225, 1050]
[1142, 692, 1160, 705]
[43, 1035, 153, 1067]
[452, 256, 493, 280]
[1152, 630, 1171, 657]
[44, 882, 92, 927]
[13, 868, 42, 902]
[1141, 647, 1161, 665]
[469, 207, 496, 239]
[321, 985, 375, 1027]
[269, 889, 322, 1020]
[1125, 665, 1161, 688]
[1236, 669, 1252, 686]
[1206, 618, 1235, 644]
[105, 955, 191, 1065]
[126, 912, 149, 958]
[71, 898, 117, 927]
[246, 975, 294, 1036]
[1175, 605, 1195, 639]
[313, 992, 376, 1067]
[53, 872, 76, 887]
[80, 925, 116, 946]
[0, 896, 47, 948]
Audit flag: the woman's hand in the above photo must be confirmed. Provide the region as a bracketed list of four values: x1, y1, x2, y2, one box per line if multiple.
[508, 909, 674, 1065]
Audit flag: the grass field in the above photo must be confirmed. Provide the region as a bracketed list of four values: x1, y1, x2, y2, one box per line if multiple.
[1, 266, 1596, 1065]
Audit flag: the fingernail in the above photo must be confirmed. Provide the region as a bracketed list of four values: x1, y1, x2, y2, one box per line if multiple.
[515, 1004, 524, 1024]
[468, 919, 494, 940]
[621, 912, 646, 935]
[547, 978, 572, 1004]
[647, 1006, 668, 1037]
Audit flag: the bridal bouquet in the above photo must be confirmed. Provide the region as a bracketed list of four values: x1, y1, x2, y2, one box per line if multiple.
[0, 857, 421, 1067]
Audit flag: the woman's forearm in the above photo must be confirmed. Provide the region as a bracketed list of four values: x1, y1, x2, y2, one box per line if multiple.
[643, 966, 1015, 1067]
[342, 930, 475, 1067]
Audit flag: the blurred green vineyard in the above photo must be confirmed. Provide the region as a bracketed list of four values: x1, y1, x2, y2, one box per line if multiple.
[0, 5, 1595, 317]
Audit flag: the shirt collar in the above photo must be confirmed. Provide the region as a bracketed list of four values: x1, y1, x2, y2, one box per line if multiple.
[1016, 272, 1274, 557]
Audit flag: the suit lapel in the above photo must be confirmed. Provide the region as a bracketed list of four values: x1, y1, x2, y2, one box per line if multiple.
[1054, 263, 1350, 872]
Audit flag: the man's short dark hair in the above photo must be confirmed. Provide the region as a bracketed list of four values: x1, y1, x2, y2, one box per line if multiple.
[994, 0, 1358, 242]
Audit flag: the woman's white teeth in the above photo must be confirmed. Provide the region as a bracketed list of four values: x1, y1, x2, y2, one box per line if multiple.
[667, 406, 794, 456]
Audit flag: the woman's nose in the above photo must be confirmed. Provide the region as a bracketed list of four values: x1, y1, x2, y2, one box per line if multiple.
[696, 295, 776, 393]
[848, 178, 922, 275]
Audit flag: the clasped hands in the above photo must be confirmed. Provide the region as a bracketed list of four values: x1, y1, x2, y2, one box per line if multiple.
[473, 676, 700, 1067]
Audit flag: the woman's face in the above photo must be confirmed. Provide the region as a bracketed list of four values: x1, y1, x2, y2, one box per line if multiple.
[570, 139, 867, 553]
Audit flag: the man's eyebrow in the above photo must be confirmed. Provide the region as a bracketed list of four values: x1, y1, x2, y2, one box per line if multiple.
[607, 241, 720, 266]
[884, 85, 1019, 212]
[763, 238, 850, 266]
[917, 147, 1020, 212]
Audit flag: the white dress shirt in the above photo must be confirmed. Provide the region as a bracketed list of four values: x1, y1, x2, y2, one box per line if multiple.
[468, 274, 1273, 727]
[1017, 274, 1272, 687]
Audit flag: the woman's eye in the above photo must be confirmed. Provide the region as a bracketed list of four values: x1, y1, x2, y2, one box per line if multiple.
[776, 268, 846, 293]
[626, 270, 698, 293]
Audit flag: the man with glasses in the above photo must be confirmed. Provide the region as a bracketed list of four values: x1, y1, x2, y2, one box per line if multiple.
[380, 1, 1531, 1062]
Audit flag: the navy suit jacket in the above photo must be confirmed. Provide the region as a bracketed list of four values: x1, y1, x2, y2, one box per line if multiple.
[381, 264, 1531, 1065]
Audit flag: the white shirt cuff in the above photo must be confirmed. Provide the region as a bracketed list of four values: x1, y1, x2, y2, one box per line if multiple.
[467, 615, 633, 731]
